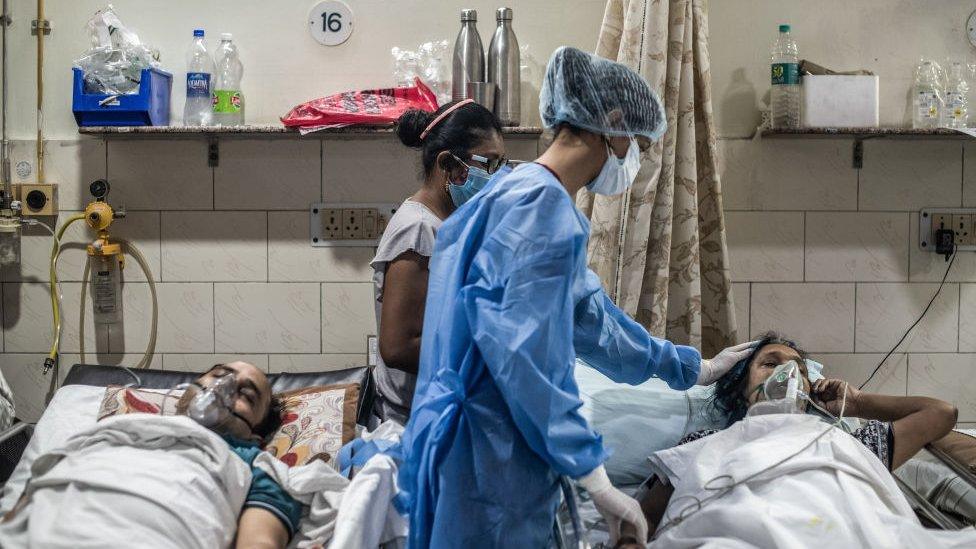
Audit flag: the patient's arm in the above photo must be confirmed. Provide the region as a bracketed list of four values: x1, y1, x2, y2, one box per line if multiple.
[634, 475, 675, 540]
[813, 379, 958, 470]
[235, 507, 288, 549]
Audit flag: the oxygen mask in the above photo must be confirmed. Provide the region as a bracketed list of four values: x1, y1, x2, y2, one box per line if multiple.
[747, 360, 807, 416]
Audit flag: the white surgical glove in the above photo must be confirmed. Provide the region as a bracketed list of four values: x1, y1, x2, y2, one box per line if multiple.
[577, 465, 647, 545]
[697, 340, 760, 386]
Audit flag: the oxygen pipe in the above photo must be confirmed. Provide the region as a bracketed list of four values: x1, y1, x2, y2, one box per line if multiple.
[1, 0, 11, 200]
[35, 0, 44, 184]
[44, 213, 86, 374]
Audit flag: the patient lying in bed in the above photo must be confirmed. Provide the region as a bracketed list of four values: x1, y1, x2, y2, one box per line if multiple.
[0, 361, 299, 549]
[624, 332, 971, 548]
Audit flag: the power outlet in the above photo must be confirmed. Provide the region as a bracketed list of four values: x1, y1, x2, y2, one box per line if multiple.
[342, 209, 364, 239]
[15, 183, 58, 216]
[931, 213, 951, 235]
[321, 208, 342, 239]
[952, 214, 974, 246]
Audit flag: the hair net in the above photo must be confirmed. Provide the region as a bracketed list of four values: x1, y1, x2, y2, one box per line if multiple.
[539, 46, 667, 141]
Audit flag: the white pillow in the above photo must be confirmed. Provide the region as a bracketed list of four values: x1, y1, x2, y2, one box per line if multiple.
[0, 384, 105, 512]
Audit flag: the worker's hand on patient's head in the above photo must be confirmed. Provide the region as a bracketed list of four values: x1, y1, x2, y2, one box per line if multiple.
[811, 378, 861, 418]
[697, 340, 760, 386]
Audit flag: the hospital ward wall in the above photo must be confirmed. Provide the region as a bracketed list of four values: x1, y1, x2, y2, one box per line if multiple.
[710, 0, 976, 427]
[0, 0, 605, 421]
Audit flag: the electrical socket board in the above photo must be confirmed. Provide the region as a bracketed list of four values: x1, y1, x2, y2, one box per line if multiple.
[919, 209, 976, 251]
[9, 183, 58, 216]
[309, 203, 398, 247]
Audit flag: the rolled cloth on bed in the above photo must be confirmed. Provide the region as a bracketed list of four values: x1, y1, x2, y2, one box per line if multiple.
[0, 414, 250, 549]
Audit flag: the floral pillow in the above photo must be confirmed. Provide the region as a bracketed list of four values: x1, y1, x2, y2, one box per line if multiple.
[264, 383, 360, 468]
[98, 385, 184, 420]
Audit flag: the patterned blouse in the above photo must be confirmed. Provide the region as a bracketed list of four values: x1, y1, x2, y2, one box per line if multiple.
[679, 419, 894, 470]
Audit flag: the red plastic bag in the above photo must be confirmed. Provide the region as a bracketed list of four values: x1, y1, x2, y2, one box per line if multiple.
[281, 77, 439, 129]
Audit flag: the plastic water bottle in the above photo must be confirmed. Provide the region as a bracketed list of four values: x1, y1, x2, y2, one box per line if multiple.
[183, 29, 215, 126]
[212, 33, 244, 126]
[913, 60, 944, 129]
[944, 62, 969, 128]
[770, 24, 800, 128]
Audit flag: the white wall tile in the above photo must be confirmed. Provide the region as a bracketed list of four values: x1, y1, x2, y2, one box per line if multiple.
[322, 283, 376, 354]
[805, 212, 909, 282]
[107, 140, 213, 210]
[215, 140, 320, 210]
[215, 283, 320, 353]
[2, 282, 108, 353]
[753, 139, 857, 210]
[960, 285, 976, 353]
[813, 353, 907, 396]
[909, 214, 976, 282]
[162, 354, 269, 372]
[268, 211, 374, 282]
[908, 354, 976, 422]
[732, 283, 750, 339]
[161, 211, 267, 282]
[750, 283, 855, 352]
[855, 283, 959, 353]
[10, 139, 107, 211]
[109, 283, 214, 354]
[268, 354, 367, 373]
[2, 211, 161, 284]
[725, 212, 804, 281]
[716, 138, 758, 211]
[858, 140, 962, 211]
[323, 139, 417, 202]
[0, 354, 63, 422]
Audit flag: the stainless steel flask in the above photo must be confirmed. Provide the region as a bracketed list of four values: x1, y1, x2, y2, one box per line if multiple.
[452, 9, 485, 102]
[487, 7, 520, 126]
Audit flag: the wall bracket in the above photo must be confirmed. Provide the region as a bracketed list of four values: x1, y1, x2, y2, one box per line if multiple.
[852, 139, 864, 169]
[208, 139, 219, 167]
[30, 19, 51, 35]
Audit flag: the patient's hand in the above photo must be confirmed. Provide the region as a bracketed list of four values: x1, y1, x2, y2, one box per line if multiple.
[811, 378, 861, 417]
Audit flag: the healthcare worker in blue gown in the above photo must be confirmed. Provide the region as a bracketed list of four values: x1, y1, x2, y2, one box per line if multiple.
[397, 46, 758, 548]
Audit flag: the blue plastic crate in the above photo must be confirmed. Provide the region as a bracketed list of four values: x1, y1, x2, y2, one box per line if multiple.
[72, 67, 172, 127]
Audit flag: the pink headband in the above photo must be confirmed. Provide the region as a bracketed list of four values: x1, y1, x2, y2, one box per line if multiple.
[419, 99, 475, 141]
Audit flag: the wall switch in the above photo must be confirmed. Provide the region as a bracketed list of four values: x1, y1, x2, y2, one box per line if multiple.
[342, 208, 364, 239]
[367, 335, 378, 366]
[16, 183, 58, 216]
[362, 208, 379, 240]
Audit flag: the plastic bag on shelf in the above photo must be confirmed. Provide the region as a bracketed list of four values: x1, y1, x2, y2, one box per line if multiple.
[392, 40, 450, 106]
[280, 77, 439, 133]
[73, 4, 160, 95]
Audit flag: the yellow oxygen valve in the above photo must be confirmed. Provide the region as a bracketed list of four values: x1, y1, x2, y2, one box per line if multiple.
[84, 180, 125, 325]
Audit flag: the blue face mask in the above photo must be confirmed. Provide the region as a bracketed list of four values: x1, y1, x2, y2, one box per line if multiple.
[447, 156, 493, 208]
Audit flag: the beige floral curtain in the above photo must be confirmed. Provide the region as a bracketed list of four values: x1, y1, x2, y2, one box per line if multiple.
[576, 0, 738, 355]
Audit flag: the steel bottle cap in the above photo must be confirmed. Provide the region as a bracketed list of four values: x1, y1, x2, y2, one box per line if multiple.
[496, 7, 513, 21]
[460, 9, 477, 22]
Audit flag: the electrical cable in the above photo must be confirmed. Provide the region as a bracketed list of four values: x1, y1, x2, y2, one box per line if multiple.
[859, 251, 957, 390]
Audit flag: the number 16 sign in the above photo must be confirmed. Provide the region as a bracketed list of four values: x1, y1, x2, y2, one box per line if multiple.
[308, 0, 354, 46]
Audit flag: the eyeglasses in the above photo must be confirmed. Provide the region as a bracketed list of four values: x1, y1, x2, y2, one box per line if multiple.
[469, 153, 509, 174]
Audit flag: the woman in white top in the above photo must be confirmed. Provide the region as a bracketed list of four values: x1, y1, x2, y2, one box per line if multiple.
[370, 100, 506, 424]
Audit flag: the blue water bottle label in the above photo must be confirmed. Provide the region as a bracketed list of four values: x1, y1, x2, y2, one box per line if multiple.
[771, 63, 799, 85]
[186, 72, 211, 98]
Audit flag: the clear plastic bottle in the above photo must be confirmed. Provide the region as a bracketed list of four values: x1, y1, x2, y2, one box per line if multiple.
[913, 60, 944, 129]
[212, 33, 245, 126]
[944, 61, 969, 128]
[770, 24, 800, 128]
[183, 29, 215, 126]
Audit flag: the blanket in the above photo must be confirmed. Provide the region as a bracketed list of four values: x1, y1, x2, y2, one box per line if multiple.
[648, 414, 976, 548]
[0, 414, 250, 549]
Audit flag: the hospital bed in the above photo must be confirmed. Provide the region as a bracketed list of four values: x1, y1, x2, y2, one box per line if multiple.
[0, 362, 376, 488]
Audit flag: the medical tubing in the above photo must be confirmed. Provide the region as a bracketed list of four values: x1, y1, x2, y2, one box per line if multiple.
[860, 251, 956, 390]
[655, 388, 848, 538]
[46, 214, 86, 366]
[79, 239, 158, 370]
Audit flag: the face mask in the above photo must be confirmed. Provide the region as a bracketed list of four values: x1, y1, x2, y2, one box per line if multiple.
[447, 155, 492, 208]
[585, 137, 641, 196]
[184, 373, 253, 431]
[747, 360, 806, 417]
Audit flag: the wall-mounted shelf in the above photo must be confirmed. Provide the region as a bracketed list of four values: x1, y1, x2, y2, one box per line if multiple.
[761, 127, 973, 168]
[78, 125, 544, 139]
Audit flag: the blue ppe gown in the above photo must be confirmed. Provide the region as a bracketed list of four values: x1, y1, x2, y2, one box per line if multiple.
[398, 163, 702, 548]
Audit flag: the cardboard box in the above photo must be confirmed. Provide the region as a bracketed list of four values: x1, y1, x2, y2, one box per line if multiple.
[801, 74, 879, 128]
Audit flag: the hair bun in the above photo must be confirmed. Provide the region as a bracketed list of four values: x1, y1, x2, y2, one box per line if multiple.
[396, 109, 434, 147]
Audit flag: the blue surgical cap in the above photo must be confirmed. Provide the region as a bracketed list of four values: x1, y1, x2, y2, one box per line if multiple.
[539, 46, 667, 141]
